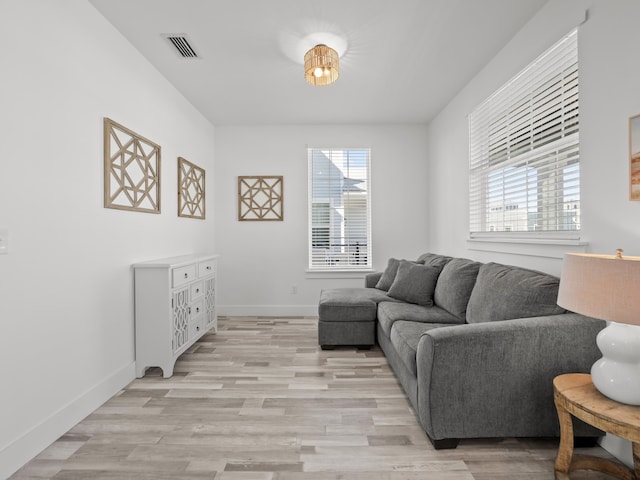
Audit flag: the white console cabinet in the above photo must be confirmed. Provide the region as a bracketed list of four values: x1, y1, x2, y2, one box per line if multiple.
[133, 254, 218, 378]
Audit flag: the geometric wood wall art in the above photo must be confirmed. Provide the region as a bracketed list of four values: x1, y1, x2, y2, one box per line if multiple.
[238, 175, 284, 221]
[178, 157, 205, 219]
[103, 118, 161, 213]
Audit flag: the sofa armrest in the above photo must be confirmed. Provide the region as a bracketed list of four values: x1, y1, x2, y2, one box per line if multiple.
[364, 271, 382, 288]
[416, 313, 605, 441]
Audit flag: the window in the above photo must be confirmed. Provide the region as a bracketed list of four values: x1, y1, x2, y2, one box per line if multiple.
[469, 29, 580, 238]
[308, 148, 371, 270]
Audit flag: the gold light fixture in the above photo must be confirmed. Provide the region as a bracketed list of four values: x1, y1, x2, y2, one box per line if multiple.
[304, 44, 339, 86]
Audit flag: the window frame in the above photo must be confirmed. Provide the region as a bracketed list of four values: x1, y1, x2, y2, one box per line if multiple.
[307, 147, 372, 272]
[468, 29, 581, 244]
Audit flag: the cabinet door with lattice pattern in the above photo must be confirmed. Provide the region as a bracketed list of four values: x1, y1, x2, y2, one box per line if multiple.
[204, 278, 216, 330]
[172, 287, 190, 352]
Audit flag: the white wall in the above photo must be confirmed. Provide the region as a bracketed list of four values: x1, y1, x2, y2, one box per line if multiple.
[426, 0, 640, 465]
[427, 0, 640, 275]
[214, 125, 428, 316]
[0, 1, 216, 477]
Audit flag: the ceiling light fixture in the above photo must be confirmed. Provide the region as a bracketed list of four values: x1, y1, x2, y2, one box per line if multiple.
[304, 44, 339, 86]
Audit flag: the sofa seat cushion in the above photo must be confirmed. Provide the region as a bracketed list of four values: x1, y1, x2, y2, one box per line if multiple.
[466, 262, 566, 324]
[377, 301, 461, 337]
[319, 288, 395, 322]
[434, 257, 482, 321]
[390, 321, 452, 377]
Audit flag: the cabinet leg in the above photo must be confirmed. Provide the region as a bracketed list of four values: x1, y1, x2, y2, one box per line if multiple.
[161, 360, 176, 378]
[633, 442, 640, 478]
[136, 364, 147, 378]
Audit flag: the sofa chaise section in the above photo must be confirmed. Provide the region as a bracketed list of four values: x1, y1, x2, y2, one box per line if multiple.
[318, 287, 394, 349]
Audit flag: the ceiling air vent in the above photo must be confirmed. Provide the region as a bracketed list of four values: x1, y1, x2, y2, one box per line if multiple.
[163, 34, 199, 58]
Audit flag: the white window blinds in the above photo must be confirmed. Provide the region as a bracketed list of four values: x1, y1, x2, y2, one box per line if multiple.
[469, 29, 580, 237]
[308, 148, 371, 270]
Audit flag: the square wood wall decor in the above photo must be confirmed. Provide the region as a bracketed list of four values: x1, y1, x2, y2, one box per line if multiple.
[238, 176, 284, 221]
[104, 118, 161, 213]
[178, 157, 206, 219]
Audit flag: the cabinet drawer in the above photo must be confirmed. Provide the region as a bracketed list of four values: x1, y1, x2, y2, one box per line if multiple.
[190, 281, 204, 299]
[188, 314, 204, 340]
[198, 259, 216, 278]
[172, 264, 196, 287]
[190, 299, 204, 317]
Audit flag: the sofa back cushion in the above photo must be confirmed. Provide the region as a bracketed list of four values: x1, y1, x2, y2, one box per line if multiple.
[375, 257, 401, 291]
[375, 257, 426, 291]
[387, 261, 440, 306]
[466, 262, 565, 324]
[416, 253, 452, 271]
[433, 258, 482, 320]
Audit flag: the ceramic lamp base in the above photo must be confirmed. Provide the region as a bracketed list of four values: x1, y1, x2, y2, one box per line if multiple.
[591, 322, 640, 405]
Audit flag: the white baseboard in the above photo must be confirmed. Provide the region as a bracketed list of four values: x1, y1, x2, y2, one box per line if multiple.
[0, 362, 135, 479]
[600, 433, 633, 468]
[218, 305, 319, 317]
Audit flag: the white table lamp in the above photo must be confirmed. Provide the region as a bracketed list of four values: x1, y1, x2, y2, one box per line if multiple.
[557, 251, 640, 405]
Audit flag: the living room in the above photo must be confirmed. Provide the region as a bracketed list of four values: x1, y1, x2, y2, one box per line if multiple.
[1, 0, 639, 478]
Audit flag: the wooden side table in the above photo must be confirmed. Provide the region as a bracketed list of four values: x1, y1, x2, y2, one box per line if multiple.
[553, 373, 640, 480]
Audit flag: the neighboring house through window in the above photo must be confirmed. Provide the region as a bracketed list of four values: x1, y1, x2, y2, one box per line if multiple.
[469, 29, 580, 239]
[308, 148, 371, 270]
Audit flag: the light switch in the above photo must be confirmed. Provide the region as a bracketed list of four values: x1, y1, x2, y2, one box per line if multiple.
[0, 228, 8, 254]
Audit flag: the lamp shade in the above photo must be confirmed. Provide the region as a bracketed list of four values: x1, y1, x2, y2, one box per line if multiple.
[557, 252, 640, 325]
[304, 44, 339, 86]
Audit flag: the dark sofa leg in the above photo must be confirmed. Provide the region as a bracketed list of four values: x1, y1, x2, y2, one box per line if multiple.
[428, 436, 460, 450]
[320, 345, 335, 350]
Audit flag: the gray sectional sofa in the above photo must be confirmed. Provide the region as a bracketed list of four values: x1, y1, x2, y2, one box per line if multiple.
[318, 253, 605, 448]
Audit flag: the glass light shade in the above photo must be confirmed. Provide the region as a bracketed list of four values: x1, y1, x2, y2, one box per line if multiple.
[558, 252, 640, 405]
[304, 44, 339, 86]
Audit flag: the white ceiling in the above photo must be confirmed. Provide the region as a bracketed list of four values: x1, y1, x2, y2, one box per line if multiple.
[88, 0, 548, 125]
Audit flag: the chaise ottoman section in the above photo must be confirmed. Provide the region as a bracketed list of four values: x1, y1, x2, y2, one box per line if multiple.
[318, 288, 391, 349]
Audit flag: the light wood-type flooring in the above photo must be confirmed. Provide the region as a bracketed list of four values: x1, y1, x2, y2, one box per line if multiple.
[12, 316, 618, 479]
